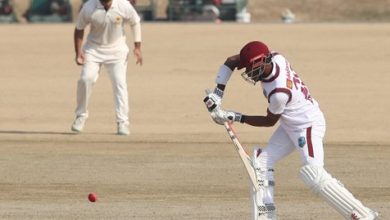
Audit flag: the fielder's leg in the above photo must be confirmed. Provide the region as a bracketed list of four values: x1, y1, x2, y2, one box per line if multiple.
[106, 59, 129, 135]
[300, 165, 378, 220]
[75, 61, 101, 118]
[72, 61, 101, 132]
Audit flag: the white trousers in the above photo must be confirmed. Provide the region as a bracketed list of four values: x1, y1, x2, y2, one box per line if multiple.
[264, 116, 326, 168]
[251, 116, 326, 219]
[75, 52, 129, 125]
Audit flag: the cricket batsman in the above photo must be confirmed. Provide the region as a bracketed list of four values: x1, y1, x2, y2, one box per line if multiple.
[203, 41, 379, 220]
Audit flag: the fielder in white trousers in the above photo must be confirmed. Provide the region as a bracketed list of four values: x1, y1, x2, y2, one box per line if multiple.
[71, 0, 142, 135]
[76, 46, 130, 127]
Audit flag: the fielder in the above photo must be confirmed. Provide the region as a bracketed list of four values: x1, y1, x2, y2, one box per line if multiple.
[203, 41, 379, 220]
[71, 0, 142, 135]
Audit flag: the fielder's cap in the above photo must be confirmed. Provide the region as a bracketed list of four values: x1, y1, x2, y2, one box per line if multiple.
[237, 41, 270, 70]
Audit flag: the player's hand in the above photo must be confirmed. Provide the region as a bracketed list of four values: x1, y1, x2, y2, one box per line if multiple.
[203, 88, 223, 112]
[210, 107, 226, 125]
[203, 93, 221, 112]
[210, 108, 242, 125]
[133, 47, 143, 65]
[75, 52, 85, 65]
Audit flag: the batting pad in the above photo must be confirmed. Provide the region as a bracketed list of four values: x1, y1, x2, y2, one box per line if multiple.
[299, 165, 375, 220]
[251, 148, 277, 220]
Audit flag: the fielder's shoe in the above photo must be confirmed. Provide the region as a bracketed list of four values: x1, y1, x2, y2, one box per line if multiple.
[117, 123, 129, 136]
[71, 116, 87, 133]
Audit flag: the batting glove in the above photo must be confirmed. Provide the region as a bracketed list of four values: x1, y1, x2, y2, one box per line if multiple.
[226, 111, 243, 123]
[210, 108, 243, 125]
[203, 88, 223, 112]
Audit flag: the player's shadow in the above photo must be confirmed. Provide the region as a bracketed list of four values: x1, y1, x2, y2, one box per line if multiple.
[0, 130, 74, 135]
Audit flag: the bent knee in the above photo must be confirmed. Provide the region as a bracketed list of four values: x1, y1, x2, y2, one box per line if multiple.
[299, 164, 333, 194]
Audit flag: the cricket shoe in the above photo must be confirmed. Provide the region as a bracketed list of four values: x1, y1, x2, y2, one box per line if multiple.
[117, 122, 130, 136]
[71, 116, 87, 133]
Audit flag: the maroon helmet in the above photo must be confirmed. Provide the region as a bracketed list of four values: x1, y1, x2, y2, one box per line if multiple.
[238, 41, 273, 85]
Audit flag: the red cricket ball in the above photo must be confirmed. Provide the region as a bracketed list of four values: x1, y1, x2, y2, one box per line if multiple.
[88, 193, 97, 202]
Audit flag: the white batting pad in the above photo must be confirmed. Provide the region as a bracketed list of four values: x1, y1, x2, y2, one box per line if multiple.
[251, 148, 277, 220]
[299, 165, 377, 220]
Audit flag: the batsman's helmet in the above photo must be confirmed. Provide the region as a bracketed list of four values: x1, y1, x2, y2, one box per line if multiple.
[238, 41, 273, 85]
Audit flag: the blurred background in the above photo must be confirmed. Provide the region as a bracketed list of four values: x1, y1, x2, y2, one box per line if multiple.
[1, 0, 390, 24]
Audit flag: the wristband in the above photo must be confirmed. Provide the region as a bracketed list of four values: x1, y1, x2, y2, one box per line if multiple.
[240, 115, 246, 123]
[215, 64, 233, 85]
[213, 87, 224, 98]
[228, 112, 243, 123]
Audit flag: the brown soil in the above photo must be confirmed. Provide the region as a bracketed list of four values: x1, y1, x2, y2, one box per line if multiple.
[0, 23, 389, 219]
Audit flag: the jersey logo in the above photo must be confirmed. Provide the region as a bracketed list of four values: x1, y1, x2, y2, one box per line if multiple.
[286, 79, 293, 89]
[115, 16, 122, 24]
[298, 137, 306, 148]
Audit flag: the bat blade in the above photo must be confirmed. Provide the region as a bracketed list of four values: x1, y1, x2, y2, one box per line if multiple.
[223, 122, 260, 191]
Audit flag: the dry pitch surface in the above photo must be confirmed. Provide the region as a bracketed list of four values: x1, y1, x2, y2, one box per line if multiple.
[0, 23, 389, 219]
